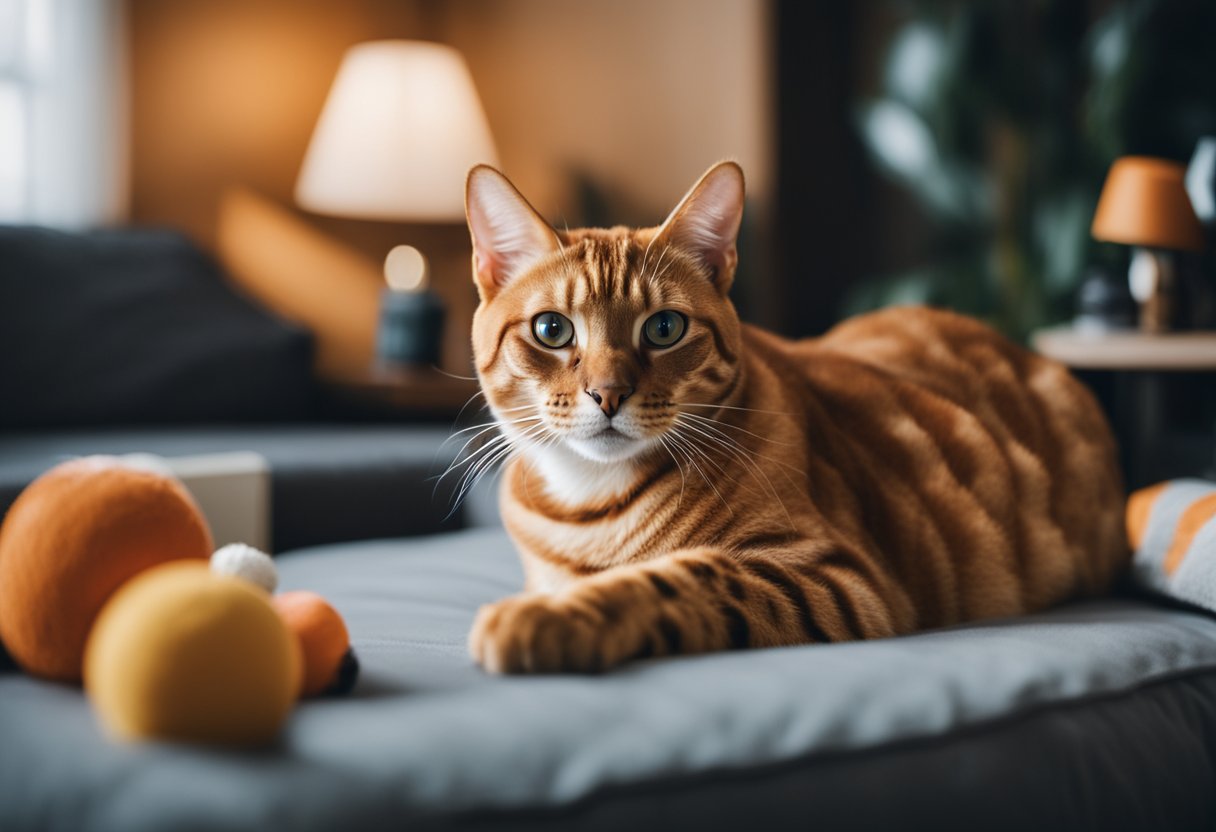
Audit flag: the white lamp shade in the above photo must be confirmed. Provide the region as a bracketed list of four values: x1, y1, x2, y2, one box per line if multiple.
[295, 40, 498, 222]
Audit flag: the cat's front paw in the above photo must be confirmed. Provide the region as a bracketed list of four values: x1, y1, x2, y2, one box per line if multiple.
[469, 593, 610, 674]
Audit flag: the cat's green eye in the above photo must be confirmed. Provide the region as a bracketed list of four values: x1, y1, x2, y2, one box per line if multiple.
[532, 312, 574, 349]
[642, 310, 687, 348]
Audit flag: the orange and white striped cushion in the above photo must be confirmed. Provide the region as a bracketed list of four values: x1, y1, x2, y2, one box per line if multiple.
[1127, 479, 1216, 610]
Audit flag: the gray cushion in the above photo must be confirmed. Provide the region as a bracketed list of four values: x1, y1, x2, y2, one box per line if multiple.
[0, 426, 469, 550]
[3, 527, 1216, 830]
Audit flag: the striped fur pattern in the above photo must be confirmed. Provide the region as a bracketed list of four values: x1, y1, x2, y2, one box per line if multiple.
[461, 162, 1129, 673]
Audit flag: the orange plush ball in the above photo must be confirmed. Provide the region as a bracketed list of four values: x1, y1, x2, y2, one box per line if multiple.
[0, 457, 213, 682]
[272, 591, 357, 697]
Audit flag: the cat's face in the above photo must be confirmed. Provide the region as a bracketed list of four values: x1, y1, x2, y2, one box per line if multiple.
[465, 163, 745, 468]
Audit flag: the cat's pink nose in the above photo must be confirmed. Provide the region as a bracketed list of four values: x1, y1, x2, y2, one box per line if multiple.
[586, 384, 633, 418]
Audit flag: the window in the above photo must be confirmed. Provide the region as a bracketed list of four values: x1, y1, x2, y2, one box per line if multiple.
[0, 0, 124, 227]
[0, 0, 44, 221]
[0, 81, 26, 221]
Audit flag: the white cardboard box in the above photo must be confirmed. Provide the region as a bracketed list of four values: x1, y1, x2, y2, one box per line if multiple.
[120, 451, 271, 552]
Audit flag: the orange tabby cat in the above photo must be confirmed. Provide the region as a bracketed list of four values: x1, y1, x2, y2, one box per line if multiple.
[462, 161, 1128, 674]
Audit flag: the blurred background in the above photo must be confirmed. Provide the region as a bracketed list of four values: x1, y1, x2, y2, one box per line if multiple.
[6, 1, 1216, 338]
[2, 0, 1216, 490]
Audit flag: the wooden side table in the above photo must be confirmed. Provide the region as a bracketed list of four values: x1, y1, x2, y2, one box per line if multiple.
[1031, 327, 1216, 488]
[1031, 328, 1216, 371]
[321, 364, 482, 420]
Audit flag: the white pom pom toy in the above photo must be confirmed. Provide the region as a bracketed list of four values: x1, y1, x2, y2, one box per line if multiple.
[210, 543, 279, 593]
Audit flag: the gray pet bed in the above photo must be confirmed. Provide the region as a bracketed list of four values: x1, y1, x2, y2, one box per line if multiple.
[3, 527, 1216, 831]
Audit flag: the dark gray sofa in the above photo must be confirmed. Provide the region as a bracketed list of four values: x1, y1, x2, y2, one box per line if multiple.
[0, 225, 489, 549]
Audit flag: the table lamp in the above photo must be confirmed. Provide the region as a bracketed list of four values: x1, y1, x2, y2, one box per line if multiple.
[295, 40, 498, 367]
[1091, 156, 1205, 333]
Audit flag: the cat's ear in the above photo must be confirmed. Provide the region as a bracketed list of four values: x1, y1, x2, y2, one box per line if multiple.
[654, 161, 745, 293]
[465, 165, 561, 299]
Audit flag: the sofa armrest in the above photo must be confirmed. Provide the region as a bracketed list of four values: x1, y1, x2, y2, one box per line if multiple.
[0, 426, 469, 553]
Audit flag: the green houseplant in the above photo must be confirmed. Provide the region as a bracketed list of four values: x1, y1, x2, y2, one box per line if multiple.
[849, 0, 1216, 340]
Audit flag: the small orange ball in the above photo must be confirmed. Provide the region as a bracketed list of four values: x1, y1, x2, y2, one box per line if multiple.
[0, 457, 213, 682]
[273, 591, 352, 697]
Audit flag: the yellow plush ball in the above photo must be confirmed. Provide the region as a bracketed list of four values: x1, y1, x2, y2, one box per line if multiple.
[85, 562, 301, 747]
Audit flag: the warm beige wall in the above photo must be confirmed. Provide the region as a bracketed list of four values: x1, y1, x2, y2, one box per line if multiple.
[125, 0, 774, 369]
[441, 0, 774, 226]
[128, 0, 773, 244]
[126, 0, 489, 373]
[128, 0, 431, 247]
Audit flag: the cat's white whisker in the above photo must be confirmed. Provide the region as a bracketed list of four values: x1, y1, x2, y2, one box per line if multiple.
[438, 415, 543, 484]
[434, 418, 544, 488]
[652, 251, 680, 283]
[448, 388, 488, 428]
[675, 413, 806, 477]
[435, 391, 500, 471]
[432, 429, 515, 494]
[637, 235, 664, 288]
[450, 448, 506, 512]
[668, 435, 734, 519]
[673, 415, 798, 531]
[442, 413, 540, 443]
[663, 429, 733, 517]
[447, 422, 550, 517]
[431, 366, 480, 382]
[674, 402, 796, 417]
[645, 243, 674, 286]
[668, 425, 733, 480]
[669, 424, 769, 506]
[656, 435, 686, 512]
[695, 433, 799, 534]
[678, 411, 798, 447]
[638, 233, 655, 276]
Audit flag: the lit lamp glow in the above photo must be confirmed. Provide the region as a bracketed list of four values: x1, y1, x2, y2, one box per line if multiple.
[295, 40, 497, 366]
[1091, 157, 1205, 333]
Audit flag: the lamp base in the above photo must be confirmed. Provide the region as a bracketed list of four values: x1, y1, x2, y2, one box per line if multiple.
[1128, 247, 1176, 334]
[375, 289, 445, 367]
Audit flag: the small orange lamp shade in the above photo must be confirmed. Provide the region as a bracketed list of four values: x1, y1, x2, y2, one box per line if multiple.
[1091, 157, 1205, 251]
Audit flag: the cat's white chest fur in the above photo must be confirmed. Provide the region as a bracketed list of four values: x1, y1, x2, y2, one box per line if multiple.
[504, 443, 671, 592]
[523, 443, 647, 507]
